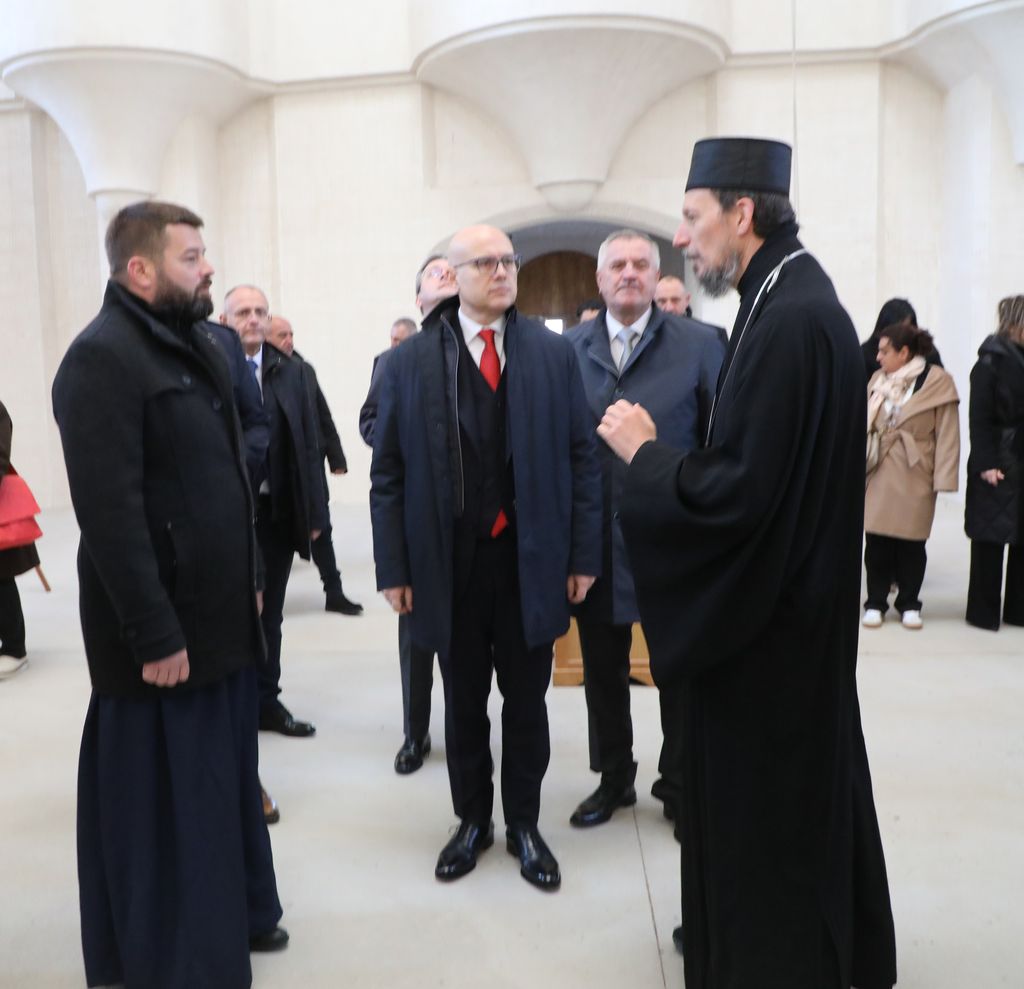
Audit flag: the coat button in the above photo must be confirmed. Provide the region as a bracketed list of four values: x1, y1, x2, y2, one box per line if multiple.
[182, 374, 192, 386]
[614, 389, 623, 399]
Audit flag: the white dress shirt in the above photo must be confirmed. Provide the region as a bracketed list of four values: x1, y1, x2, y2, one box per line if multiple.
[606, 305, 653, 370]
[458, 310, 507, 372]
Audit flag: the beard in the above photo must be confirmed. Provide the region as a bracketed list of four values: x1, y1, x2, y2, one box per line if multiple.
[153, 271, 214, 324]
[693, 250, 741, 298]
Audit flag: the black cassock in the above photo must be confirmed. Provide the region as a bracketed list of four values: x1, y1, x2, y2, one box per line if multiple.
[622, 223, 897, 989]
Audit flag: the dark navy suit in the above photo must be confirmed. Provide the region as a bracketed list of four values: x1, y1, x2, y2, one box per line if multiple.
[370, 295, 601, 824]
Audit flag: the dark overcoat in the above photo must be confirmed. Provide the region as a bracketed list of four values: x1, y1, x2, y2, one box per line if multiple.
[259, 342, 327, 558]
[370, 296, 602, 655]
[565, 307, 723, 623]
[965, 333, 1024, 545]
[52, 281, 265, 698]
[0, 399, 41, 579]
[295, 350, 347, 472]
[621, 225, 897, 989]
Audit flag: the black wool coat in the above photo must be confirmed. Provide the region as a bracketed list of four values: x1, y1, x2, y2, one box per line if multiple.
[965, 334, 1024, 545]
[370, 296, 602, 656]
[52, 282, 265, 698]
[295, 351, 347, 472]
[621, 226, 897, 989]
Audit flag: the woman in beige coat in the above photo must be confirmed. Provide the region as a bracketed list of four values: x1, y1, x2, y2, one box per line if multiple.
[864, 322, 960, 629]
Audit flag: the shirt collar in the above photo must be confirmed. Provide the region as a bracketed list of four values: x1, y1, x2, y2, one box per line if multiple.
[247, 346, 263, 370]
[606, 304, 653, 346]
[458, 308, 507, 344]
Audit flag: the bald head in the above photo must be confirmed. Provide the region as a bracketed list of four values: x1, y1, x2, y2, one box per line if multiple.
[654, 276, 691, 316]
[268, 315, 294, 356]
[448, 224, 518, 325]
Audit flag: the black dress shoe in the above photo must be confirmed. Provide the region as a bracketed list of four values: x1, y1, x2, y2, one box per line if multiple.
[569, 780, 637, 827]
[435, 819, 494, 881]
[505, 824, 561, 890]
[672, 926, 684, 955]
[249, 926, 289, 952]
[259, 704, 316, 738]
[325, 588, 363, 615]
[394, 734, 431, 775]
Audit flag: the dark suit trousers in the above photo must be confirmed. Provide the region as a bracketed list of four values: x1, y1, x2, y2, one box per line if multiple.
[966, 540, 1024, 629]
[255, 496, 296, 711]
[0, 577, 25, 656]
[398, 612, 434, 743]
[310, 469, 342, 592]
[440, 535, 553, 827]
[576, 616, 637, 786]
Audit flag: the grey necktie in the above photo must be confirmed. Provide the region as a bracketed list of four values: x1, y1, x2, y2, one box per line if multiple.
[617, 327, 637, 372]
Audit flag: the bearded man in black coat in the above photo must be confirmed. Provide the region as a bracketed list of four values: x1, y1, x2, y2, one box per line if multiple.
[52, 201, 285, 989]
[599, 139, 897, 989]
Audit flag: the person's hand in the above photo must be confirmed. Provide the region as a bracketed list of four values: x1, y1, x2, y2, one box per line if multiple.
[310, 529, 322, 541]
[332, 468, 347, 475]
[567, 574, 596, 604]
[981, 468, 1005, 486]
[141, 648, 190, 687]
[597, 400, 657, 464]
[383, 586, 413, 614]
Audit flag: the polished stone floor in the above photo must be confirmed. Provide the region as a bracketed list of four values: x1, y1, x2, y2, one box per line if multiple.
[0, 498, 1020, 988]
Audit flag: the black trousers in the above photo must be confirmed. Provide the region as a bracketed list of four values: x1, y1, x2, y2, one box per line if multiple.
[864, 533, 927, 613]
[78, 666, 281, 989]
[255, 496, 296, 711]
[398, 612, 434, 743]
[0, 577, 25, 656]
[310, 469, 341, 592]
[576, 617, 637, 787]
[966, 540, 1024, 630]
[439, 535, 553, 827]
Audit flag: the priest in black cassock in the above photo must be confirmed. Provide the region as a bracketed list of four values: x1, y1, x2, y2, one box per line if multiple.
[599, 138, 897, 989]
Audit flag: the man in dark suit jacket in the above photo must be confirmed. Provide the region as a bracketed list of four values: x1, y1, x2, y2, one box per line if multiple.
[360, 261, 458, 776]
[268, 315, 362, 616]
[565, 231, 725, 831]
[222, 285, 327, 738]
[52, 201, 286, 987]
[371, 225, 602, 890]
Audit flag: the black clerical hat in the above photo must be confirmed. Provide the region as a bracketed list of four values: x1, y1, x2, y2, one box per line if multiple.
[685, 138, 792, 195]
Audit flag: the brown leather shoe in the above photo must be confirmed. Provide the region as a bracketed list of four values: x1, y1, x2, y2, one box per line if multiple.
[261, 782, 280, 825]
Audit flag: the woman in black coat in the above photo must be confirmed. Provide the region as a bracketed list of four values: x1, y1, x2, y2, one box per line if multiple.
[861, 297, 944, 380]
[0, 399, 39, 676]
[965, 295, 1024, 629]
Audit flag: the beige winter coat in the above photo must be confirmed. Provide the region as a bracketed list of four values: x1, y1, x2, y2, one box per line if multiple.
[865, 365, 960, 540]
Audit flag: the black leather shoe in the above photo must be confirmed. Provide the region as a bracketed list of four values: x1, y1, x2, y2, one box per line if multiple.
[569, 780, 637, 827]
[259, 704, 316, 738]
[672, 926, 684, 955]
[506, 824, 560, 890]
[394, 734, 431, 774]
[325, 589, 363, 615]
[249, 926, 289, 952]
[435, 819, 494, 881]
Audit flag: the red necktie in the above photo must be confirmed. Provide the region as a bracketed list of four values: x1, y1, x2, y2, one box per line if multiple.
[479, 328, 508, 537]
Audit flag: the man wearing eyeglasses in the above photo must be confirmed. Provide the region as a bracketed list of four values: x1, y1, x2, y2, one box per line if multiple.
[370, 225, 601, 891]
[360, 255, 458, 776]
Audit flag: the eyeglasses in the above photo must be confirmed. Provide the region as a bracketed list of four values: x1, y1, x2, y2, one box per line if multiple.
[422, 266, 454, 281]
[452, 254, 522, 275]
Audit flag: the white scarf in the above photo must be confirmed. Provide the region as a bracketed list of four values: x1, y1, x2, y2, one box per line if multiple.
[867, 355, 926, 432]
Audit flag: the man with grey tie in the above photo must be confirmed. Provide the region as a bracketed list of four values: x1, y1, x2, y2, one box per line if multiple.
[565, 230, 724, 830]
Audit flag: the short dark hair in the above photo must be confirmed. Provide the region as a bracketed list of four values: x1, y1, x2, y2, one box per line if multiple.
[880, 320, 934, 358]
[997, 295, 1024, 342]
[575, 298, 603, 317]
[871, 298, 917, 342]
[105, 200, 204, 276]
[711, 189, 796, 239]
[415, 254, 447, 296]
[391, 317, 417, 334]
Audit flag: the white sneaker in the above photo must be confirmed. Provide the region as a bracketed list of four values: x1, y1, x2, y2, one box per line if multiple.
[862, 609, 883, 628]
[901, 610, 923, 630]
[0, 655, 28, 679]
